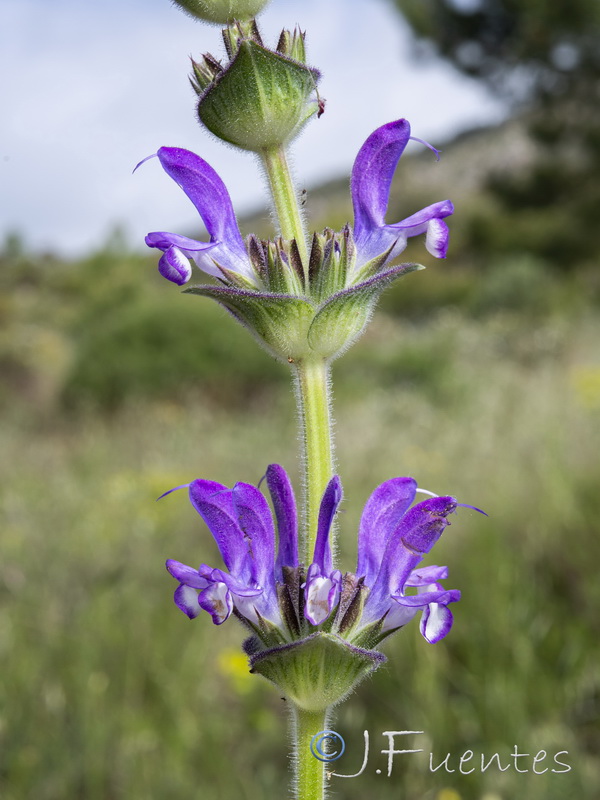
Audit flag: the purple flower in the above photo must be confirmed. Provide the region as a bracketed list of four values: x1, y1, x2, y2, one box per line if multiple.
[351, 118, 454, 270]
[140, 147, 259, 286]
[164, 465, 472, 647]
[356, 479, 462, 643]
[166, 465, 294, 627]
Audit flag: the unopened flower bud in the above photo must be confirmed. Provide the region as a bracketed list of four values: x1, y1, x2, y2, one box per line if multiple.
[197, 39, 320, 152]
[172, 0, 270, 25]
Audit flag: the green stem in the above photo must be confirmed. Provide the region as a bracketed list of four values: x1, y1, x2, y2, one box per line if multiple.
[261, 145, 309, 273]
[293, 706, 330, 800]
[293, 358, 335, 563]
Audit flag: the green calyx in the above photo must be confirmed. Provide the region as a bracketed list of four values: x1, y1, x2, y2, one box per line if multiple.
[197, 38, 320, 152]
[249, 632, 386, 712]
[172, 0, 270, 25]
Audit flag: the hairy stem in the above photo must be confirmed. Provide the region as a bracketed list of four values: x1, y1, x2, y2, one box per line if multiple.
[261, 145, 309, 275]
[292, 706, 330, 800]
[293, 358, 335, 563]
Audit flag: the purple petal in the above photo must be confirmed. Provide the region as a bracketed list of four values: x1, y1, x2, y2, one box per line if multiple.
[232, 594, 261, 624]
[380, 602, 418, 633]
[304, 567, 342, 626]
[145, 231, 218, 254]
[405, 565, 449, 586]
[313, 476, 343, 574]
[158, 246, 193, 285]
[351, 119, 411, 240]
[198, 582, 233, 625]
[420, 602, 454, 643]
[386, 201, 454, 260]
[166, 559, 210, 589]
[188, 479, 252, 583]
[389, 200, 454, 234]
[393, 588, 461, 607]
[203, 566, 262, 597]
[230, 481, 276, 592]
[156, 147, 246, 258]
[399, 496, 457, 555]
[425, 218, 450, 258]
[145, 232, 230, 281]
[376, 201, 454, 263]
[265, 464, 298, 572]
[357, 477, 417, 586]
[174, 584, 202, 619]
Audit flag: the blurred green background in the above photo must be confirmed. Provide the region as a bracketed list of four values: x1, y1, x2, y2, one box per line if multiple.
[2, 2, 600, 799]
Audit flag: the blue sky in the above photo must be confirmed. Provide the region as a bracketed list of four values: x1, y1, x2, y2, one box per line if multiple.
[0, 0, 505, 255]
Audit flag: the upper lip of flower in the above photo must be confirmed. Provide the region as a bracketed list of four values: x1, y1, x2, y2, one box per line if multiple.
[350, 118, 454, 269]
[164, 464, 475, 646]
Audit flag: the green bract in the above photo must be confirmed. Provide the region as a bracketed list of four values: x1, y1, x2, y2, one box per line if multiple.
[250, 633, 385, 713]
[197, 39, 320, 152]
[185, 230, 423, 363]
[172, 0, 270, 24]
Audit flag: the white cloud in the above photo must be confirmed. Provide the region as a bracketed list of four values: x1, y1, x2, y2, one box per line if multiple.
[0, 0, 505, 255]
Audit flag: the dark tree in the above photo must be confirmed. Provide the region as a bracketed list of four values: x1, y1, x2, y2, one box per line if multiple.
[392, 0, 600, 270]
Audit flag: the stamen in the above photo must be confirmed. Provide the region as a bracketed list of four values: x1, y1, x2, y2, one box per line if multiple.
[132, 152, 159, 174]
[409, 136, 441, 162]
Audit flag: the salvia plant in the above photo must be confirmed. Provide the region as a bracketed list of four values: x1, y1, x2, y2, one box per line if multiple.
[138, 1, 483, 797]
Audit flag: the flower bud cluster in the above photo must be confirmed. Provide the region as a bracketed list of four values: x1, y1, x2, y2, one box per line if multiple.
[192, 24, 320, 153]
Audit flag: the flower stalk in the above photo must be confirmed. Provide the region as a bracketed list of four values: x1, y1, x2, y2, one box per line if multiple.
[261, 145, 309, 272]
[292, 358, 335, 563]
[292, 706, 330, 800]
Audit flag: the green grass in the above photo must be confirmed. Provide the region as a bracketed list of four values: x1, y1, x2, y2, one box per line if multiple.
[1, 285, 599, 799]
